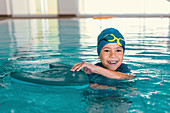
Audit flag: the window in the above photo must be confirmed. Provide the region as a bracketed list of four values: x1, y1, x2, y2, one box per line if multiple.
[79, 0, 170, 15]
[11, 0, 58, 16]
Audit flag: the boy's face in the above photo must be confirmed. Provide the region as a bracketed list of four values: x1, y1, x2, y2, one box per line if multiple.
[98, 43, 124, 71]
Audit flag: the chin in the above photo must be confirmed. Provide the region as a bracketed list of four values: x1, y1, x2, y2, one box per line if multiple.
[109, 67, 118, 71]
[107, 63, 121, 71]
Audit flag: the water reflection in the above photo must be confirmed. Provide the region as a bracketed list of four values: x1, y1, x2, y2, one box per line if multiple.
[11, 19, 60, 57]
[58, 19, 83, 64]
[0, 20, 14, 58]
[168, 18, 170, 55]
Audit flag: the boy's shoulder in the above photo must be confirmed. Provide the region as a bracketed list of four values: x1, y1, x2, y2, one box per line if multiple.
[116, 63, 131, 73]
[95, 62, 104, 67]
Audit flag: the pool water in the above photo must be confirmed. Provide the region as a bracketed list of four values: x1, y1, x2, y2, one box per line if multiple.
[0, 18, 169, 113]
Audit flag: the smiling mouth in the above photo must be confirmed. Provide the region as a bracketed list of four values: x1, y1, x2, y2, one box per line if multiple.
[108, 60, 118, 65]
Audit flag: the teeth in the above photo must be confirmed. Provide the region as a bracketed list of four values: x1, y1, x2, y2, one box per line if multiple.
[108, 61, 117, 63]
[111, 61, 116, 63]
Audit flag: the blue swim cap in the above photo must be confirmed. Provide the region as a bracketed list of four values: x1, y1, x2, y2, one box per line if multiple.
[97, 28, 125, 56]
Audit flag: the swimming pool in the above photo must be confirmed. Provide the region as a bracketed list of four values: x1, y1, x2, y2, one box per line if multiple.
[0, 18, 169, 113]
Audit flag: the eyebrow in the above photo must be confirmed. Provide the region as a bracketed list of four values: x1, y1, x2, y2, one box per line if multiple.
[103, 47, 110, 49]
[116, 47, 122, 49]
[103, 47, 122, 49]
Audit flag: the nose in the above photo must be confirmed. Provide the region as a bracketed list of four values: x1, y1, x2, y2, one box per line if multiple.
[110, 51, 116, 58]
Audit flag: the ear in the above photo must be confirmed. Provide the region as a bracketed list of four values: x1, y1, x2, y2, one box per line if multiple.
[98, 56, 100, 59]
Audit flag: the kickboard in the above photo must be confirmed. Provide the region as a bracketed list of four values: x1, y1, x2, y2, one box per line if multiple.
[10, 63, 89, 88]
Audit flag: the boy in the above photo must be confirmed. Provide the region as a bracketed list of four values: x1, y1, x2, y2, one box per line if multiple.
[71, 28, 134, 86]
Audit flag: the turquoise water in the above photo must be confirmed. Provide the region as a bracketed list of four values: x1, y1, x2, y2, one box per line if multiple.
[0, 18, 169, 113]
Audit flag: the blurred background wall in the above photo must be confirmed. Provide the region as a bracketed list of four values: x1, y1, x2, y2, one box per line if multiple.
[0, 0, 169, 17]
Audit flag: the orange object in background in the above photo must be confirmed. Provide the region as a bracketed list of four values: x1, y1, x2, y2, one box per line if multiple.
[93, 16, 113, 19]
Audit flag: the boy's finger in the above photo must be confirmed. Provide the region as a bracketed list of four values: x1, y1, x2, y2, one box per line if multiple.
[76, 62, 85, 71]
[71, 63, 84, 71]
[71, 65, 79, 71]
[71, 63, 80, 71]
[76, 65, 83, 71]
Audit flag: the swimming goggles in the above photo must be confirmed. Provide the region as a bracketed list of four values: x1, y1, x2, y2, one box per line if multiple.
[98, 34, 125, 47]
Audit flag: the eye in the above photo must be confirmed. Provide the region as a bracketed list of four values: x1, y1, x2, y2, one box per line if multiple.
[117, 49, 122, 52]
[104, 50, 110, 52]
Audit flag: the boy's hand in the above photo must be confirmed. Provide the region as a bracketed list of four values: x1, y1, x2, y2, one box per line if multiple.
[71, 62, 96, 74]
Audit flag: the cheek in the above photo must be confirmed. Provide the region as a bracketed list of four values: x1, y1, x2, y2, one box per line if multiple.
[118, 54, 124, 61]
[98, 52, 106, 59]
[101, 54, 108, 60]
[98, 55, 108, 63]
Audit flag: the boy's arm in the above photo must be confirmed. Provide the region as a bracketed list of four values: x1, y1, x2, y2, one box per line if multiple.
[71, 62, 135, 80]
[93, 65, 134, 80]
